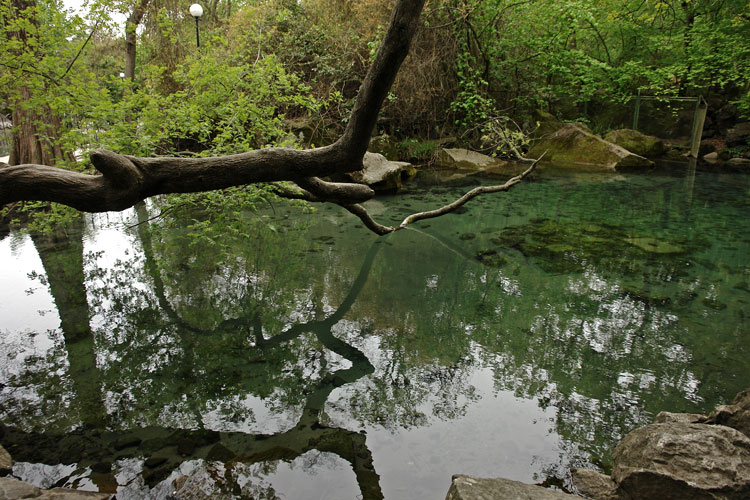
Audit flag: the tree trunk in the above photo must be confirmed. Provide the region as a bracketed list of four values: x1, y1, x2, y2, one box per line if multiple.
[6, 0, 74, 167]
[124, 0, 149, 80]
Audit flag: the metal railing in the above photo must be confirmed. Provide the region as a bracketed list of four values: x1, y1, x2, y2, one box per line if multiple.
[631, 92, 707, 158]
[0, 114, 11, 158]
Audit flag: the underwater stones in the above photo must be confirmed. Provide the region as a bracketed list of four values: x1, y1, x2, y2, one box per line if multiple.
[701, 296, 727, 310]
[624, 237, 684, 254]
[528, 123, 653, 170]
[604, 129, 666, 158]
[622, 290, 671, 308]
[475, 249, 507, 268]
[445, 474, 580, 500]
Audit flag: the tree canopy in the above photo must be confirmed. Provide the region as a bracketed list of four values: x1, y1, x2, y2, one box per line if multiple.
[1, 0, 748, 233]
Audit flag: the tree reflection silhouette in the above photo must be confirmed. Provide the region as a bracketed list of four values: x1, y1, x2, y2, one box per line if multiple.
[5, 209, 386, 499]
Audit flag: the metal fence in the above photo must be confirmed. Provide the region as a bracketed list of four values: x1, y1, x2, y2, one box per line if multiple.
[0, 115, 11, 158]
[631, 93, 707, 158]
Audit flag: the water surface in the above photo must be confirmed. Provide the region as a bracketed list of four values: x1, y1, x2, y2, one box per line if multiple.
[1, 161, 748, 498]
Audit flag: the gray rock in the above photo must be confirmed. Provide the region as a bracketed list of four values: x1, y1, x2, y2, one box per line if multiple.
[612, 422, 750, 500]
[653, 411, 705, 424]
[345, 152, 415, 192]
[445, 474, 580, 500]
[0, 477, 40, 499]
[436, 148, 506, 170]
[604, 129, 666, 158]
[727, 157, 750, 167]
[528, 123, 653, 170]
[703, 151, 720, 162]
[571, 469, 622, 500]
[701, 388, 750, 438]
[725, 122, 750, 147]
[0, 477, 111, 500]
[0, 445, 11, 471]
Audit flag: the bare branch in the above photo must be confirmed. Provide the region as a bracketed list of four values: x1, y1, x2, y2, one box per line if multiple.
[397, 153, 543, 229]
[340, 153, 545, 235]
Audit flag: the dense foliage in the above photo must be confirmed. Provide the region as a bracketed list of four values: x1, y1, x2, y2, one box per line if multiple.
[1, 0, 748, 164]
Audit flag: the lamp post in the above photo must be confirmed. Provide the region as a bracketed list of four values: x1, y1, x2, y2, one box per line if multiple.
[189, 3, 203, 49]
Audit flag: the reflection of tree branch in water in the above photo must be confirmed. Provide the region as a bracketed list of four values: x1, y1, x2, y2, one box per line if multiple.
[7, 219, 386, 499]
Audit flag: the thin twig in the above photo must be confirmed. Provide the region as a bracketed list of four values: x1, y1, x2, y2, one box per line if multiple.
[60, 20, 100, 80]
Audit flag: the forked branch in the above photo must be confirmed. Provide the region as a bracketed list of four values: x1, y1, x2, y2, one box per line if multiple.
[0, 0, 426, 214]
[338, 153, 544, 235]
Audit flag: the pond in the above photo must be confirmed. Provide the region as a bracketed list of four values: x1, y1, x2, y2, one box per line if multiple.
[1, 161, 749, 499]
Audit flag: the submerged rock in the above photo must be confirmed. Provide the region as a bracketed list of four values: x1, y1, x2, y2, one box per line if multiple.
[624, 237, 684, 254]
[604, 129, 666, 158]
[445, 474, 580, 500]
[528, 123, 653, 170]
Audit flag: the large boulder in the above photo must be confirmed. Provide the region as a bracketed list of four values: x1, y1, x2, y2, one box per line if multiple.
[701, 388, 750, 438]
[344, 152, 415, 192]
[530, 109, 567, 139]
[604, 129, 666, 158]
[611, 423, 750, 500]
[571, 469, 622, 500]
[725, 122, 750, 148]
[436, 148, 507, 170]
[528, 123, 653, 170]
[445, 475, 580, 500]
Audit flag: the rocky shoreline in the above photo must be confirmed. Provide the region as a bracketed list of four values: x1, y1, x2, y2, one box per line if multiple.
[2, 389, 749, 499]
[447, 387, 750, 500]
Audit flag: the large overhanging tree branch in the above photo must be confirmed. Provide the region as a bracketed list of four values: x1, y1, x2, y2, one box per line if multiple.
[0, 0, 537, 234]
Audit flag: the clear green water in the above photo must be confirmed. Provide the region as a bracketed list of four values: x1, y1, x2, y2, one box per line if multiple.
[1, 162, 749, 499]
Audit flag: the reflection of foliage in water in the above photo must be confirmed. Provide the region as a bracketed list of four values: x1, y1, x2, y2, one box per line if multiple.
[1, 165, 749, 494]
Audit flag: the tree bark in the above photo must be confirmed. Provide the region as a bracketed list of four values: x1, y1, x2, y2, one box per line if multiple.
[0, 0, 536, 236]
[0, 0, 426, 211]
[6, 0, 76, 167]
[124, 0, 149, 80]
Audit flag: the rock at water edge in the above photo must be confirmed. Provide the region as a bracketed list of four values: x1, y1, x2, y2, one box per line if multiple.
[446, 474, 581, 500]
[612, 422, 750, 500]
[604, 129, 665, 158]
[436, 148, 507, 170]
[528, 123, 653, 170]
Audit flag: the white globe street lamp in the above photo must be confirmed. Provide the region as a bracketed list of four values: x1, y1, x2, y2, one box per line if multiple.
[189, 4, 203, 49]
